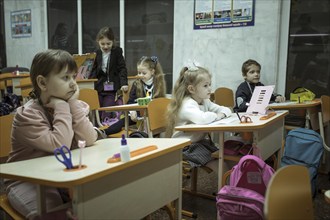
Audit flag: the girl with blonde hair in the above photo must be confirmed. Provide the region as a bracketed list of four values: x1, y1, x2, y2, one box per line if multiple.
[166, 64, 231, 170]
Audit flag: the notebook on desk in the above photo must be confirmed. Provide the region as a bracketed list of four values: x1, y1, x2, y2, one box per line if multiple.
[246, 85, 274, 115]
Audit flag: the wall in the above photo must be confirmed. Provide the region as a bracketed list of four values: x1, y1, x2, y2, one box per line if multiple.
[4, 0, 47, 69]
[3, 0, 290, 95]
[173, 0, 290, 95]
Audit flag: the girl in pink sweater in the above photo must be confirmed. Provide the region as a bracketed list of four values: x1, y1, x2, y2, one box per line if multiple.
[6, 49, 98, 219]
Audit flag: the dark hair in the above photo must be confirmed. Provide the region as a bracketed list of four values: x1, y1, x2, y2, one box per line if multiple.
[30, 49, 77, 98]
[241, 59, 261, 76]
[96, 27, 115, 44]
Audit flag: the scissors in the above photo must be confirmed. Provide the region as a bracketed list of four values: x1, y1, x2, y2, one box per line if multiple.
[54, 145, 73, 169]
[240, 115, 253, 123]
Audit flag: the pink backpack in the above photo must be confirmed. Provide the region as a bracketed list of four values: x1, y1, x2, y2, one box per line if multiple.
[216, 155, 275, 220]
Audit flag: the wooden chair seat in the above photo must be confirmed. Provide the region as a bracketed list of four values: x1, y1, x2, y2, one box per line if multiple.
[0, 193, 24, 220]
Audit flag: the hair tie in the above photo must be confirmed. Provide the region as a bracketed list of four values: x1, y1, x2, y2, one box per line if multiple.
[150, 56, 158, 64]
[184, 59, 199, 71]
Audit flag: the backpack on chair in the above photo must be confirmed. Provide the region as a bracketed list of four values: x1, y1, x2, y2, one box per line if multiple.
[216, 155, 275, 220]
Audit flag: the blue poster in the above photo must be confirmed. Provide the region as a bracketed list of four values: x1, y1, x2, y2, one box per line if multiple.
[194, 0, 255, 30]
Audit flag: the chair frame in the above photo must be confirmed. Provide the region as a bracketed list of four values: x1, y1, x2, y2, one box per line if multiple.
[318, 95, 330, 152]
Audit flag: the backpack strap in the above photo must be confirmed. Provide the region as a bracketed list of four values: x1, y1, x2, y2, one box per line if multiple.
[238, 155, 266, 171]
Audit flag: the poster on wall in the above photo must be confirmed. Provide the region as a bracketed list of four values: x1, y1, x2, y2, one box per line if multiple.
[194, 0, 255, 30]
[11, 9, 32, 38]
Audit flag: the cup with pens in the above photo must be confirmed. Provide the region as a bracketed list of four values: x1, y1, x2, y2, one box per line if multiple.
[54, 140, 87, 171]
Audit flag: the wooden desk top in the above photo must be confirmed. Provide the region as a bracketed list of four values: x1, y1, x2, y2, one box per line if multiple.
[175, 111, 288, 132]
[0, 138, 190, 188]
[98, 103, 147, 112]
[0, 72, 30, 80]
[268, 99, 321, 109]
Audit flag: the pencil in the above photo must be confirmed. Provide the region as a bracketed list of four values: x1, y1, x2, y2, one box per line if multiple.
[235, 111, 242, 122]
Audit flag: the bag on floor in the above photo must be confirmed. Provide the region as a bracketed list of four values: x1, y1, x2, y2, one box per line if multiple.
[216, 155, 275, 220]
[281, 128, 324, 197]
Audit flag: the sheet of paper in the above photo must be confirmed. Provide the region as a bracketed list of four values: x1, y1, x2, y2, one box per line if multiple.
[247, 85, 274, 115]
[209, 115, 239, 125]
[268, 101, 297, 107]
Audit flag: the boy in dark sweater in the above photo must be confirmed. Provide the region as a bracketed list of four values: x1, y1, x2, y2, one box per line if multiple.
[234, 59, 285, 112]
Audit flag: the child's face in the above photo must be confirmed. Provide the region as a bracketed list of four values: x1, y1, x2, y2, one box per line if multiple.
[244, 64, 260, 84]
[98, 37, 113, 53]
[43, 66, 78, 101]
[190, 75, 212, 104]
[137, 64, 154, 83]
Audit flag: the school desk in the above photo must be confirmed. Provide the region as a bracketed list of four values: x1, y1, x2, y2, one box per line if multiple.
[175, 110, 288, 190]
[0, 138, 190, 219]
[99, 103, 148, 136]
[0, 72, 30, 99]
[268, 100, 321, 130]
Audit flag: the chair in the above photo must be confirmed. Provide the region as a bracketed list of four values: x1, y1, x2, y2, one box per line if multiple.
[0, 114, 25, 220]
[0, 114, 14, 162]
[318, 95, 330, 152]
[318, 95, 330, 197]
[145, 97, 171, 138]
[18, 77, 33, 104]
[264, 165, 314, 220]
[78, 88, 105, 129]
[78, 88, 132, 138]
[213, 87, 235, 110]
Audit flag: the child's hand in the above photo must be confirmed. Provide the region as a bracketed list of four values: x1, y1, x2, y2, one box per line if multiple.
[275, 95, 286, 103]
[121, 85, 129, 92]
[45, 96, 66, 108]
[68, 87, 80, 101]
[129, 111, 138, 122]
[216, 113, 226, 120]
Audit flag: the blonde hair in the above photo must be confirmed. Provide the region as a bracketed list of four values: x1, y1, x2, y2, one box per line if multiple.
[134, 56, 166, 98]
[165, 66, 211, 137]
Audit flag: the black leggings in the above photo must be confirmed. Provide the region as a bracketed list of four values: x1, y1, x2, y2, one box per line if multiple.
[104, 117, 135, 135]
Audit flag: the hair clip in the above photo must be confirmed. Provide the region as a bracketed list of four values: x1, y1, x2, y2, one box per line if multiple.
[185, 59, 199, 71]
[150, 56, 158, 64]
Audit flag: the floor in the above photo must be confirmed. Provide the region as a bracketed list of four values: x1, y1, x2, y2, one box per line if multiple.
[1, 164, 329, 220]
[150, 165, 330, 220]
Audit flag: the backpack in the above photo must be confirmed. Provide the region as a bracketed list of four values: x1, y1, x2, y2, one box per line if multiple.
[216, 155, 275, 220]
[128, 131, 149, 138]
[280, 128, 324, 197]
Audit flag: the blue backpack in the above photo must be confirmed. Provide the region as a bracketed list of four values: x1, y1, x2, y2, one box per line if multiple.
[281, 128, 324, 197]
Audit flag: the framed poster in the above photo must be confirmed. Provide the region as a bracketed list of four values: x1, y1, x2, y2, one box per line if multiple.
[194, 0, 255, 30]
[11, 9, 32, 38]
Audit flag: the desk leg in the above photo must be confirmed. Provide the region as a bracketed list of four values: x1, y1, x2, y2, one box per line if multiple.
[218, 132, 224, 191]
[36, 185, 47, 215]
[124, 111, 129, 136]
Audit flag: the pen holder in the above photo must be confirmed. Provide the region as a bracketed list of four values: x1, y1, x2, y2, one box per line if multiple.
[64, 164, 87, 172]
[137, 97, 151, 105]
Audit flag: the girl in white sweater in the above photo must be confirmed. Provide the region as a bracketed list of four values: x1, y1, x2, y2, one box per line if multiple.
[166, 64, 231, 171]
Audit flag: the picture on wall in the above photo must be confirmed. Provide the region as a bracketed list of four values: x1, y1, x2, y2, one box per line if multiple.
[194, 0, 255, 30]
[11, 9, 32, 38]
